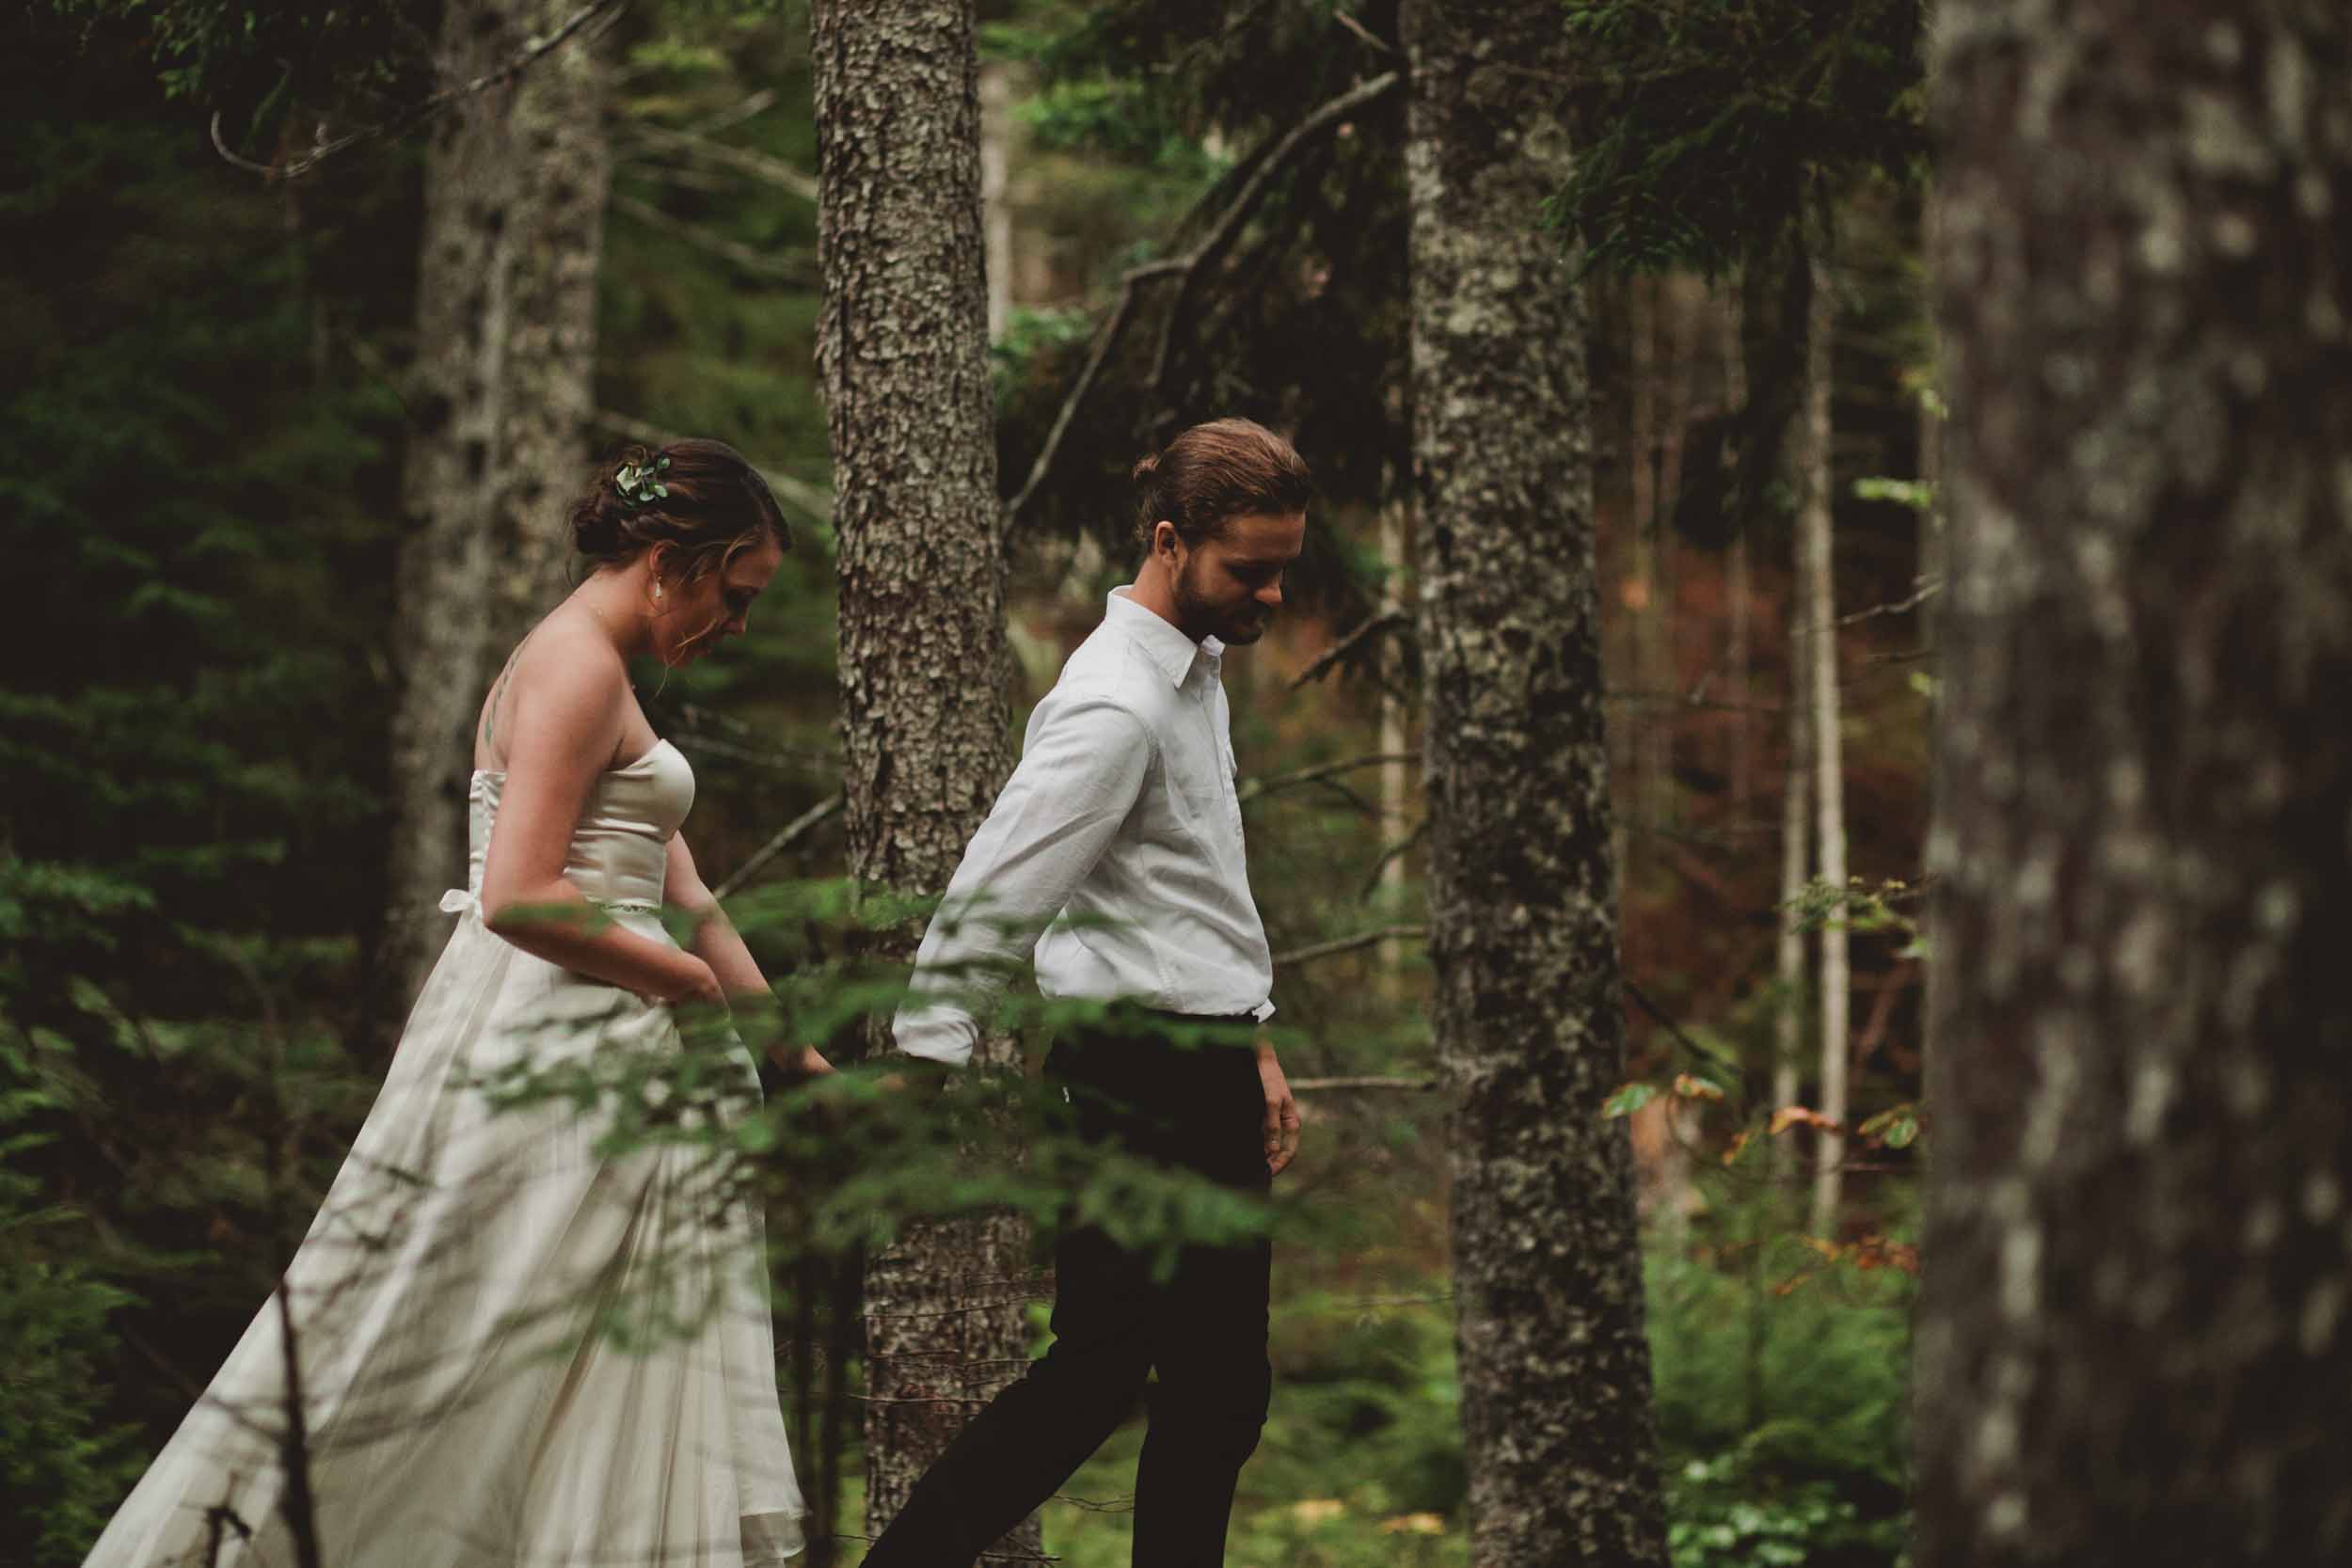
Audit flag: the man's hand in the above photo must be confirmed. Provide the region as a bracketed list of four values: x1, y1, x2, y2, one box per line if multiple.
[1257, 1039, 1301, 1177]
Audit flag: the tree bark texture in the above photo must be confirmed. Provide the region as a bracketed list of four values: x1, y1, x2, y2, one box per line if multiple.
[1402, 4, 1670, 1563]
[1801, 260, 1851, 1237]
[810, 4, 1033, 1561]
[1916, 4, 2352, 1563]
[487, 8, 611, 657]
[379, 0, 608, 1040]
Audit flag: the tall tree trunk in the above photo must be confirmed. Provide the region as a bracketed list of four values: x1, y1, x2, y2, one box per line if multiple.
[1724, 296, 1753, 822]
[377, 0, 608, 1043]
[1402, 5, 1669, 1563]
[1629, 277, 1661, 870]
[1377, 498, 1414, 996]
[1915, 4, 2352, 1562]
[1772, 606, 1809, 1167]
[810, 5, 1035, 1563]
[487, 13, 612, 655]
[1800, 258, 1849, 1238]
[978, 60, 1013, 343]
[1648, 273, 1694, 833]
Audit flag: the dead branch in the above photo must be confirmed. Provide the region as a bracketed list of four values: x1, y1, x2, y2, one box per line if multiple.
[1002, 71, 1402, 528]
[1146, 71, 1404, 395]
[1358, 816, 1429, 898]
[1236, 750, 1418, 805]
[209, 0, 628, 182]
[610, 192, 815, 282]
[620, 120, 821, 201]
[1290, 609, 1411, 689]
[714, 795, 846, 901]
[1273, 924, 1427, 968]
[1289, 1074, 1438, 1092]
[1839, 575, 1942, 626]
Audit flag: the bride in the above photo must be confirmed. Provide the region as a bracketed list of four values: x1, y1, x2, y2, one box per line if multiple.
[83, 439, 829, 1568]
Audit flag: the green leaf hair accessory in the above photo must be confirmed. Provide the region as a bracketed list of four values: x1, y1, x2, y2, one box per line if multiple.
[614, 453, 672, 509]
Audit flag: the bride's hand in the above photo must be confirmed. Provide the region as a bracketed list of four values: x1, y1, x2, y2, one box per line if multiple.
[660, 955, 729, 1012]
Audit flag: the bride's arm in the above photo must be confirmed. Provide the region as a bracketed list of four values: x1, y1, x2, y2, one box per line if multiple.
[476, 626, 718, 1005]
[665, 832, 834, 1075]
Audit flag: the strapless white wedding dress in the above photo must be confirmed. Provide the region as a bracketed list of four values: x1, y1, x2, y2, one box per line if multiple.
[82, 739, 808, 1567]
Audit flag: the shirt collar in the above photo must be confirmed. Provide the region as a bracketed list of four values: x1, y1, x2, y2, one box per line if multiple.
[1106, 585, 1220, 688]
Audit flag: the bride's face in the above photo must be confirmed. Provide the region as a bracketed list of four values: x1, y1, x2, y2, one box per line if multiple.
[654, 536, 787, 666]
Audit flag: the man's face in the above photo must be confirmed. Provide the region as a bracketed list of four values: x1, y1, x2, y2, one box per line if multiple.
[1168, 510, 1307, 645]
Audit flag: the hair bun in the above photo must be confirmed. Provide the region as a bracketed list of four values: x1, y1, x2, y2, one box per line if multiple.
[570, 495, 626, 558]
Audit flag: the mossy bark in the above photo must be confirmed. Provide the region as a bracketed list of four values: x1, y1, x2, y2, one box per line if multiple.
[377, 0, 610, 1043]
[811, 3, 1035, 1561]
[1916, 3, 2352, 1561]
[1402, 3, 1670, 1563]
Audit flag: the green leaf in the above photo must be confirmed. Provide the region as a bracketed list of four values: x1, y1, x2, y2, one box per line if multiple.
[1602, 1081, 1659, 1119]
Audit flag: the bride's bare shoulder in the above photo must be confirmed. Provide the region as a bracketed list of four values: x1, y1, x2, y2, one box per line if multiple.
[477, 609, 629, 770]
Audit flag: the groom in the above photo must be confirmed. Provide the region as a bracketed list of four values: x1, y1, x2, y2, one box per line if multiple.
[867, 418, 1311, 1568]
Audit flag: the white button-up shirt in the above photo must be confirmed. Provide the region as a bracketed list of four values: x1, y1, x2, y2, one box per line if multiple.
[891, 587, 1276, 1066]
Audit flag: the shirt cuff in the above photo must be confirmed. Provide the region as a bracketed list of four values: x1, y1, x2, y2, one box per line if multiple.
[891, 1006, 976, 1069]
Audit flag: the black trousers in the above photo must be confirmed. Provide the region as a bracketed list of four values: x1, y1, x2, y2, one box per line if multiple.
[861, 1013, 1275, 1568]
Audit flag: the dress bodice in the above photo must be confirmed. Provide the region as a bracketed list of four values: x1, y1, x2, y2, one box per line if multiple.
[440, 738, 696, 919]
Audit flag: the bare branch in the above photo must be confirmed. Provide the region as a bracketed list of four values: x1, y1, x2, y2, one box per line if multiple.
[611, 193, 815, 282]
[621, 120, 821, 201]
[1238, 750, 1418, 805]
[1839, 575, 1942, 626]
[1289, 1074, 1437, 1092]
[1290, 609, 1411, 689]
[1624, 978, 1716, 1065]
[1002, 71, 1402, 529]
[1001, 259, 1188, 525]
[1147, 71, 1404, 395]
[1273, 923, 1427, 968]
[209, 0, 628, 182]
[1332, 10, 1397, 53]
[714, 795, 846, 902]
[1358, 816, 1429, 898]
[681, 87, 779, 138]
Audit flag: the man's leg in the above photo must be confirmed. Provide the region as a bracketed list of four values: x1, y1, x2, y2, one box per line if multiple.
[860, 1050, 1156, 1567]
[1129, 1038, 1275, 1568]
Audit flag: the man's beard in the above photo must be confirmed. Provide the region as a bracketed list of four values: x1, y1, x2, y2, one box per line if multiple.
[1172, 558, 1263, 643]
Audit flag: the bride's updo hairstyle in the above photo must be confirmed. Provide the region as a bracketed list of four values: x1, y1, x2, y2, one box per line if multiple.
[569, 437, 792, 587]
[1131, 418, 1312, 550]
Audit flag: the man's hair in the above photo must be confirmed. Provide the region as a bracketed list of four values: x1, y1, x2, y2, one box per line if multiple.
[1131, 419, 1312, 548]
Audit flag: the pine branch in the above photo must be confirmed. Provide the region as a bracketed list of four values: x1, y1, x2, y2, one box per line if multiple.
[1002, 71, 1402, 528]
[209, 0, 628, 182]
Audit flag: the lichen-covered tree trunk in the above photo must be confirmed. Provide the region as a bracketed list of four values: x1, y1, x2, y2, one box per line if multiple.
[375, 0, 611, 1040]
[810, 4, 1035, 1562]
[487, 9, 610, 656]
[1401, 4, 1669, 1563]
[379, 1, 535, 1034]
[1915, 3, 2352, 1562]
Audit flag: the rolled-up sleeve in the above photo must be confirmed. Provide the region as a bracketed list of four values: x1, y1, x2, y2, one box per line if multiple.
[890, 693, 1154, 1066]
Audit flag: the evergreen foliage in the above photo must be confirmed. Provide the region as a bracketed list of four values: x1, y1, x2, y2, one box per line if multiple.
[1549, 0, 1928, 279]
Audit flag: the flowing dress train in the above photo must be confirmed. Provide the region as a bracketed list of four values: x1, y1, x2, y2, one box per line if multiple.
[82, 738, 808, 1568]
